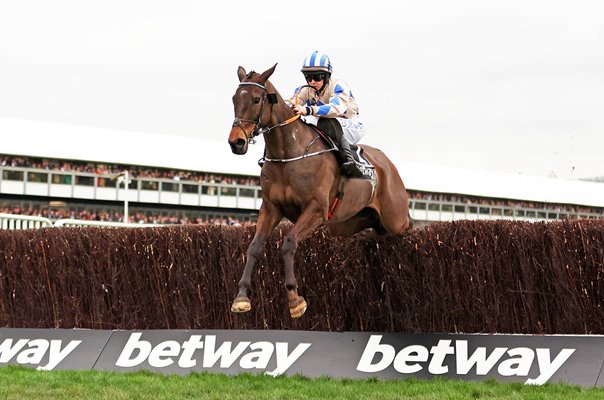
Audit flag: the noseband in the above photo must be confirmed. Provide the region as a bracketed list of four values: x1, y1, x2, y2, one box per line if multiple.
[232, 82, 271, 144]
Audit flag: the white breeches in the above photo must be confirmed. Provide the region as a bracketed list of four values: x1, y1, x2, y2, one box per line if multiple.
[337, 116, 365, 144]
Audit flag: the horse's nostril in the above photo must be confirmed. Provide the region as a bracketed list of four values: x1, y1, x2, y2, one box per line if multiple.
[229, 137, 247, 154]
[228, 138, 246, 149]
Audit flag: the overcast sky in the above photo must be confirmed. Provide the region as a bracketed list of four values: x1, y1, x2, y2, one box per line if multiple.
[1, 1, 602, 180]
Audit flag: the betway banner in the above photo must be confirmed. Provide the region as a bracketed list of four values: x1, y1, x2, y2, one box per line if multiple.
[0, 328, 112, 371]
[1, 329, 602, 387]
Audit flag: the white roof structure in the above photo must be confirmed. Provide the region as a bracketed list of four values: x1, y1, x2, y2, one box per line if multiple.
[1, 116, 264, 177]
[398, 161, 604, 208]
[2, 117, 604, 208]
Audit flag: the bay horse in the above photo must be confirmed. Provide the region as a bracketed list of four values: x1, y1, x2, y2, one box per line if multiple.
[228, 64, 411, 318]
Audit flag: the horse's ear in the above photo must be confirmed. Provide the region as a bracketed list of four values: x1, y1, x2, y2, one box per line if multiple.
[237, 66, 247, 82]
[259, 63, 277, 83]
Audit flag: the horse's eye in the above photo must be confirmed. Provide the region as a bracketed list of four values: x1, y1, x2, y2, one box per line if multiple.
[253, 97, 261, 104]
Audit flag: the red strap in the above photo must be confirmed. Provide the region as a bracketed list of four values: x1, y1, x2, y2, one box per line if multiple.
[328, 190, 344, 220]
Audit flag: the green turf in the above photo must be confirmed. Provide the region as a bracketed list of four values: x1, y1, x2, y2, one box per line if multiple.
[0, 365, 602, 400]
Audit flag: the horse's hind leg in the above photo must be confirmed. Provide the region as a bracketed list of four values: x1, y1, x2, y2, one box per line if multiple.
[327, 208, 381, 236]
[231, 202, 282, 313]
[281, 205, 324, 318]
[380, 211, 411, 234]
[376, 189, 412, 234]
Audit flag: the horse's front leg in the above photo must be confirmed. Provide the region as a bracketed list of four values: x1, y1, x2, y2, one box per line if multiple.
[231, 202, 282, 313]
[282, 204, 325, 318]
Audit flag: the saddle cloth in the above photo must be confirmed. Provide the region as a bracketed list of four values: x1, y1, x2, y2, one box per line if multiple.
[350, 145, 377, 181]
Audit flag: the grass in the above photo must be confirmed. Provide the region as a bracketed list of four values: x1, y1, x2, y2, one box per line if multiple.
[0, 365, 602, 399]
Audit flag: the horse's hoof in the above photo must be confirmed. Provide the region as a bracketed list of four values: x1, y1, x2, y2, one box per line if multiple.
[231, 298, 251, 313]
[289, 298, 307, 319]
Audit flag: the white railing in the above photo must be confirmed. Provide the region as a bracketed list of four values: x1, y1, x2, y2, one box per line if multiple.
[52, 219, 160, 228]
[0, 213, 53, 230]
[0, 214, 159, 230]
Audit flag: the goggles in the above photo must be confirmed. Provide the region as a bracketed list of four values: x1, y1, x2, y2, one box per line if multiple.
[304, 73, 326, 83]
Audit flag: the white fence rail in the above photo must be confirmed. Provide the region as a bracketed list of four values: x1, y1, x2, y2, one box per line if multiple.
[52, 219, 159, 228]
[0, 213, 53, 230]
[0, 214, 158, 230]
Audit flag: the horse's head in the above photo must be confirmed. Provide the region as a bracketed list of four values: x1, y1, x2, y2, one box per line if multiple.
[229, 64, 277, 155]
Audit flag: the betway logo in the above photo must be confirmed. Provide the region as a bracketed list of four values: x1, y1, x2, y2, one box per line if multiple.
[0, 338, 81, 370]
[116, 333, 311, 376]
[357, 335, 575, 385]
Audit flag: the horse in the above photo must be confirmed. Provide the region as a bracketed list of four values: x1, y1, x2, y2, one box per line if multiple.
[228, 64, 412, 318]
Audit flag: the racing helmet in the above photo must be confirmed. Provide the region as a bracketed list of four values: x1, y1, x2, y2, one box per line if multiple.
[301, 51, 333, 75]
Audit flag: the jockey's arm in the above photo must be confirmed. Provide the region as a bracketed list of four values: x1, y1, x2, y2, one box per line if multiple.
[290, 86, 308, 106]
[312, 81, 351, 118]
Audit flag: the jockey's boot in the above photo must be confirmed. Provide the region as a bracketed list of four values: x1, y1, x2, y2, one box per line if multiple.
[338, 137, 365, 178]
[317, 118, 364, 178]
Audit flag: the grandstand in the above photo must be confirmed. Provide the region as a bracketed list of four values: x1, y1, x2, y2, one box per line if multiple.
[1, 116, 603, 228]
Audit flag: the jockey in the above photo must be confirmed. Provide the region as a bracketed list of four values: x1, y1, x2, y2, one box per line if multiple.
[291, 51, 365, 178]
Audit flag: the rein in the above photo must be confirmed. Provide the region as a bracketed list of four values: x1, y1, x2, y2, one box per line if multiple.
[262, 136, 336, 163]
[234, 81, 337, 164]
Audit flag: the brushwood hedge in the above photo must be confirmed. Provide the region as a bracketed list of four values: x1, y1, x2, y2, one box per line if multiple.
[0, 219, 602, 333]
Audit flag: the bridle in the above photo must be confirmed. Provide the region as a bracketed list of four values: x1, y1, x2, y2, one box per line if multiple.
[232, 81, 299, 145]
[232, 80, 336, 163]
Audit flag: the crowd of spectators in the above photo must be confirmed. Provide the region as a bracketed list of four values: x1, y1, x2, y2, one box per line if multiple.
[407, 190, 602, 216]
[2, 154, 603, 219]
[0, 204, 253, 226]
[1, 155, 260, 186]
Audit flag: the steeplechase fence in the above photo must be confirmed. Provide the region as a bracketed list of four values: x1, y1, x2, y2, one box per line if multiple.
[0, 219, 602, 334]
